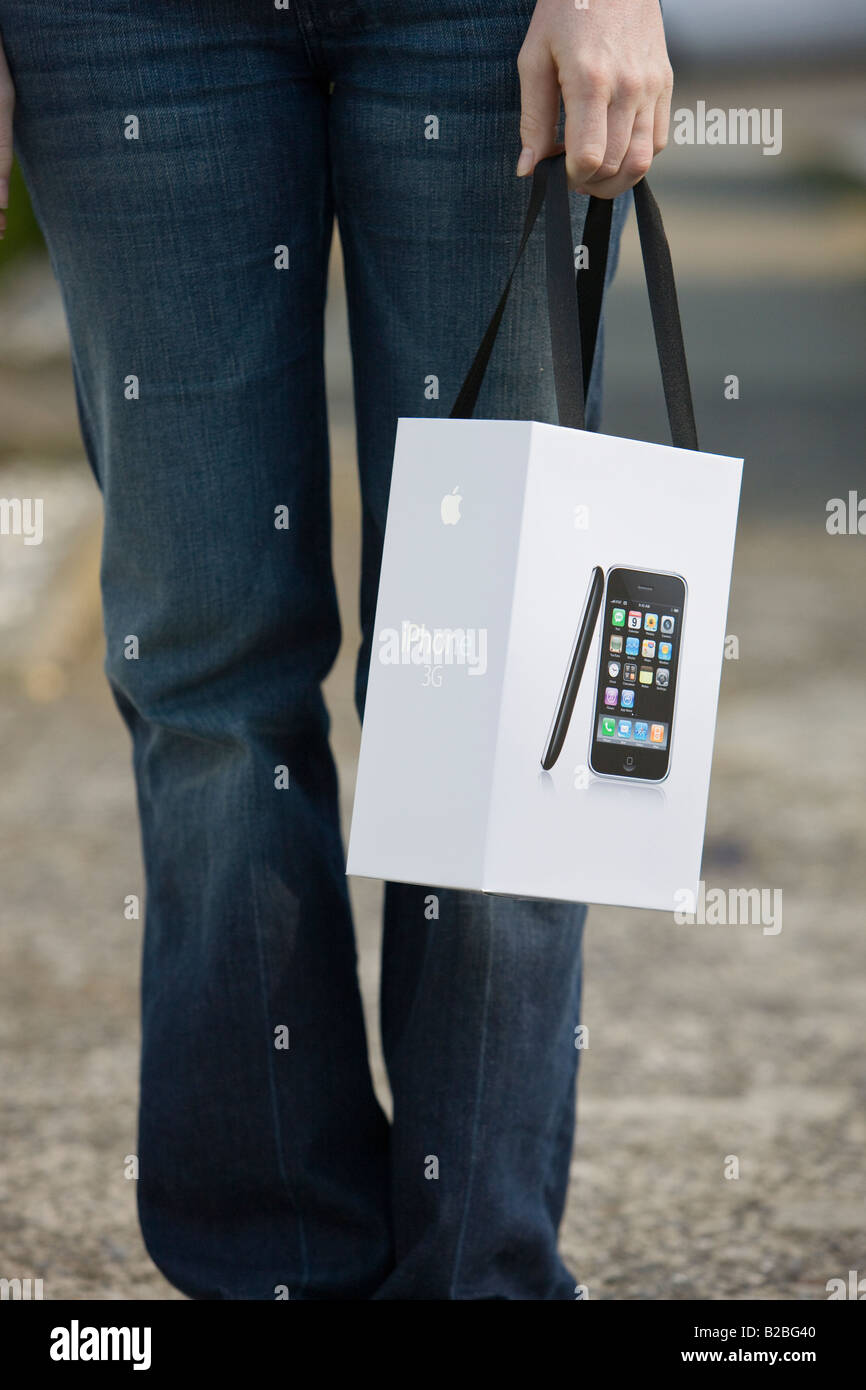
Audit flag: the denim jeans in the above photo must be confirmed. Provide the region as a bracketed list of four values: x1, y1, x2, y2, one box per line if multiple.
[3, 0, 628, 1299]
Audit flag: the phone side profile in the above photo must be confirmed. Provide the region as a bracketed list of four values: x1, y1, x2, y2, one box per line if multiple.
[587, 565, 687, 783]
[540, 565, 604, 771]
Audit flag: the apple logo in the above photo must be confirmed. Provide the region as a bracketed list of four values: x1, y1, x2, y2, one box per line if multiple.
[440, 486, 462, 525]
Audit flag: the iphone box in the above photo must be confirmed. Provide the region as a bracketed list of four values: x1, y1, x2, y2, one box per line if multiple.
[347, 416, 742, 913]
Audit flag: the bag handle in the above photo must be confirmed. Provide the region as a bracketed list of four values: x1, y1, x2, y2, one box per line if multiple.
[450, 152, 698, 452]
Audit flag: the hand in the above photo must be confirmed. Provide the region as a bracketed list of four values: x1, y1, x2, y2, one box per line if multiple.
[0, 35, 13, 238]
[517, 0, 673, 197]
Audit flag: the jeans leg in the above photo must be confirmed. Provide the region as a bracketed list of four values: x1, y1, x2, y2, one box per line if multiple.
[2, 0, 391, 1298]
[325, 0, 627, 1297]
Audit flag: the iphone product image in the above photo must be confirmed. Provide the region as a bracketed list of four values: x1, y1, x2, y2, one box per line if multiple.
[588, 566, 687, 783]
[540, 565, 604, 771]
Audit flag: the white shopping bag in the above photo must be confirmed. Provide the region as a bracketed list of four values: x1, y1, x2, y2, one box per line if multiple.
[347, 156, 742, 913]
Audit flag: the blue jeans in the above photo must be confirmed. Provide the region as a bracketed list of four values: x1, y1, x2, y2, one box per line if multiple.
[3, 0, 627, 1299]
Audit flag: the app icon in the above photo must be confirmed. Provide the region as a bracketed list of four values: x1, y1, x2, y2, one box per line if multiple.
[658, 641, 672, 662]
[650, 723, 665, 743]
[644, 613, 658, 632]
[641, 639, 656, 660]
[611, 608, 626, 628]
[609, 634, 623, 654]
[638, 667, 653, 685]
[623, 662, 637, 683]
[634, 721, 649, 741]
[608, 661, 620, 679]
[617, 719, 633, 739]
[604, 687, 618, 707]
[627, 610, 642, 630]
[625, 636, 640, 657]
[655, 668, 669, 689]
[601, 716, 616, 737]
[621, 689, 635, 709]
[660, 614, 675, 636]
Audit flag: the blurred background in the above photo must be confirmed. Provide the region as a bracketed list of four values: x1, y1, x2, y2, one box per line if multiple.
[1, 5, 864, 1299]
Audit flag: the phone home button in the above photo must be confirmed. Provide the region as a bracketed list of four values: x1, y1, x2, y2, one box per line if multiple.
[623, 754, 637, 772]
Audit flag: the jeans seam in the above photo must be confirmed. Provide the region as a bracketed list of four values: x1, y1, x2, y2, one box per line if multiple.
[245, 813, 310, 1295]
[447, 903, 495, 1297]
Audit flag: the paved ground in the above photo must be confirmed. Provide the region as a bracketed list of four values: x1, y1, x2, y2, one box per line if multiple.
[1, 70, 864, 1300]
[2, 512, 864, 1301]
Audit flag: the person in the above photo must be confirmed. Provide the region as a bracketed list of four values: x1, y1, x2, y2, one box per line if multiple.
[0, 1, 673, 1299]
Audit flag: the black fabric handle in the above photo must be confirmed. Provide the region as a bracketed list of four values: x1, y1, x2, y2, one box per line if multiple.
[632, 177, 698, 450]
[577, 194, 613, 400]
[543, 143, 585, 429]
[450, 152, 698, 452]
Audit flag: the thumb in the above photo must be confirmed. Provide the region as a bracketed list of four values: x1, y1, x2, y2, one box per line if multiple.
[516, 43, 561, 176]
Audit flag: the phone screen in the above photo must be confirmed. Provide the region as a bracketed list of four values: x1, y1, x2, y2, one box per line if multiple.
[589, 567, 686, 782]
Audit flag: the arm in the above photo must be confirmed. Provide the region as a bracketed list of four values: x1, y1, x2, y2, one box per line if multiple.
[516, 0, 673, 197]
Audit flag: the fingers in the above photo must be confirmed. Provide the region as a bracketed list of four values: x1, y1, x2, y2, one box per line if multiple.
[653, 80, 673, 158]
[561, 62, 609, 191]
[516, 39, 562, 176]
[576, 102, 655, 200]
[562, 55, 673, 199]
[0, 39, 14, 238]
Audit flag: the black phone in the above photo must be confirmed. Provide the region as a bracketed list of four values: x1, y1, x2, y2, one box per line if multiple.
[541, 565, 604, 771]
[588, 566, 686, 783]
